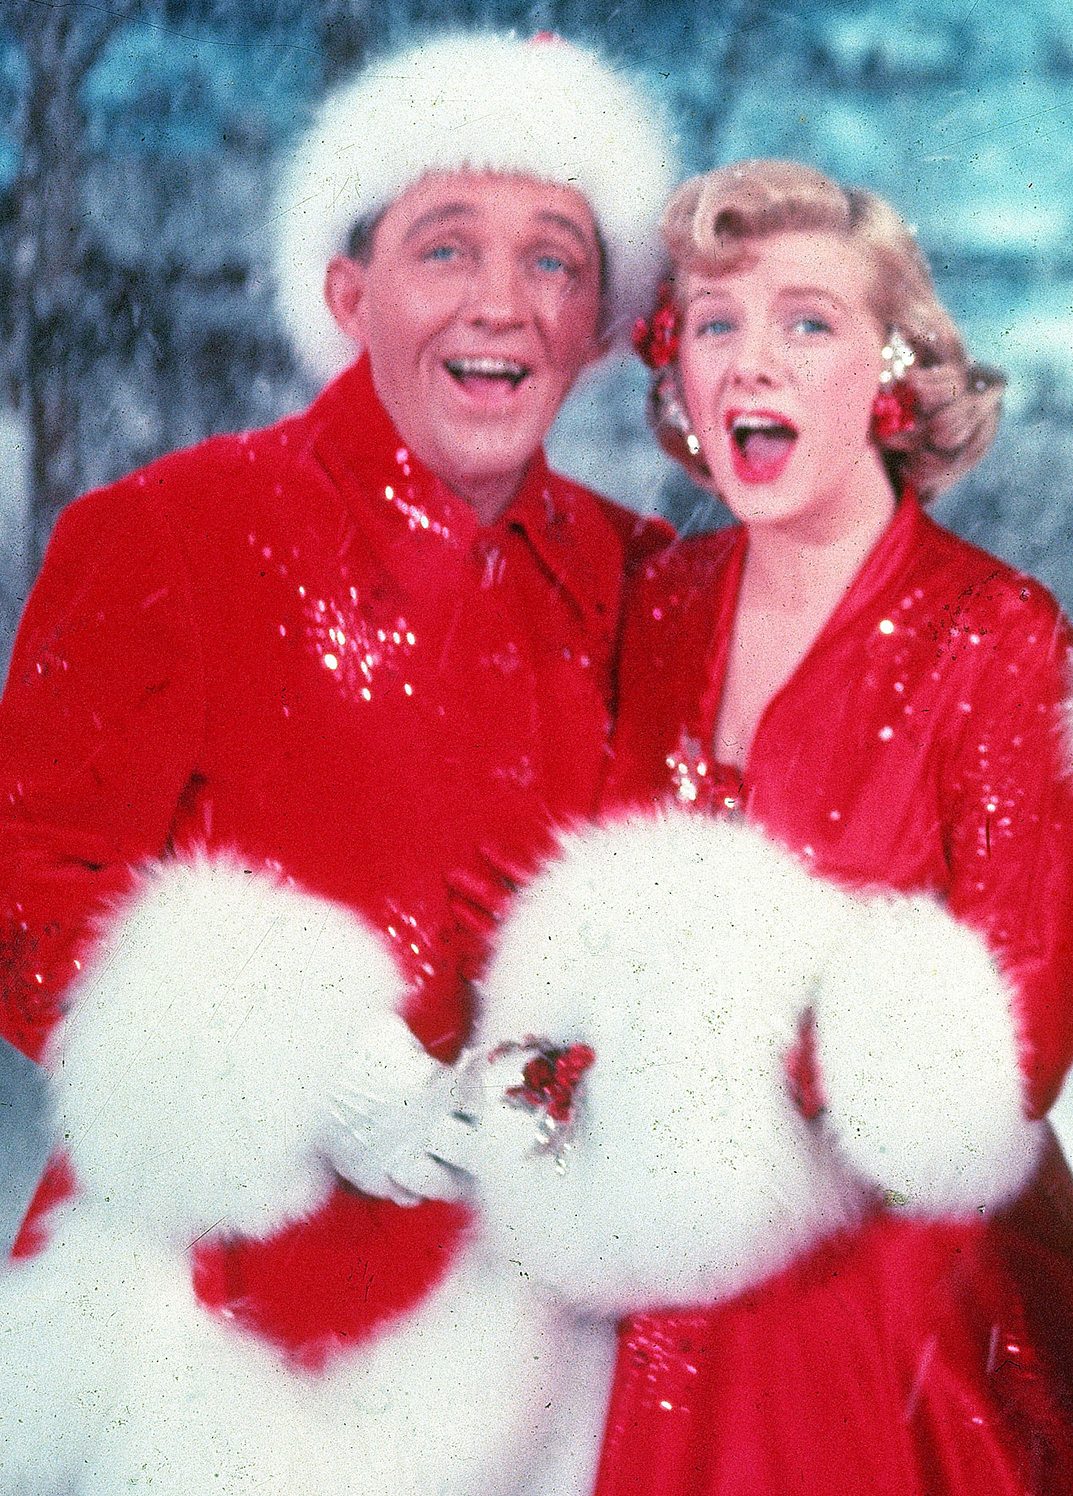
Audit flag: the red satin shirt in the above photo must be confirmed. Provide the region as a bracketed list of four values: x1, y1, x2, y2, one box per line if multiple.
[0, 354, 669, 1366]
[598, 494, 1073, 1495]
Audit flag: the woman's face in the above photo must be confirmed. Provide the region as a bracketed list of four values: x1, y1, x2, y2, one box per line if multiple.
[678, 229, 891, 534]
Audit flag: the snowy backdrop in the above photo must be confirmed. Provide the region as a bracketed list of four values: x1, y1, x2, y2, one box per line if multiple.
[0, 0, 1072, 1240]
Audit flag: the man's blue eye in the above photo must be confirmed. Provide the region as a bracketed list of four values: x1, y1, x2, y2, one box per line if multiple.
[792, 316, 831, 335]
[425, 244, 457, 262]
[698, 318, 734, 336]
[535, 253, 567, 274]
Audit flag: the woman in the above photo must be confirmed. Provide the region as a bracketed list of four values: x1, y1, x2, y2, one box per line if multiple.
[465, 161, 1073, 1496]
[604, 159, 1073, 1494]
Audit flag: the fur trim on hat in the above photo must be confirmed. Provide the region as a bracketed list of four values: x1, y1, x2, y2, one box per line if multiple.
[274, 32, 676, 379]
[0, 1204, 573, 1496]
[51, 852, 412, 1244]
[471, 810, 863, 1316]
[813, 891, 1043, 1214]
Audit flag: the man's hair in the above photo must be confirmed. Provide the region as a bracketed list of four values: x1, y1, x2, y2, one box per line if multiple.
[652, 159, 1003, 499]
[345, 214, 379, 265]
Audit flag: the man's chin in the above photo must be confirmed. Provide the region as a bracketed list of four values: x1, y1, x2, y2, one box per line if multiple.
[435, 409, 546, 477]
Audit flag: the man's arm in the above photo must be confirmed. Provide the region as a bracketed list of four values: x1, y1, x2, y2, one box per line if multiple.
[0, 479, 206, 1066]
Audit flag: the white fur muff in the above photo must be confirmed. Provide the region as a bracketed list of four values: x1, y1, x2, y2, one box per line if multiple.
[470, 808, 1043, 1316]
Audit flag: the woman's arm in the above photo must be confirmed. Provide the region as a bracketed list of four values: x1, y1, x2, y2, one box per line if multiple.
[811, 585, 1073, 1208]
[943, 594, 1073, 1119]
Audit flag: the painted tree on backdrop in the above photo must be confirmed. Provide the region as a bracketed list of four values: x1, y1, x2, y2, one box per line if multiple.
[3, 0, 320, 592]
[7, 1, 149, 576]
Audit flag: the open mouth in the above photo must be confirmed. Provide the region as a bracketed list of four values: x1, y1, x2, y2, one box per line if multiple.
[727, 410, 798, 484]
[444, 356, 530, 395]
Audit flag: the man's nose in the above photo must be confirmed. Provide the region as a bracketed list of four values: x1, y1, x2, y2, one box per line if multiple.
[466, 253, 526, 328]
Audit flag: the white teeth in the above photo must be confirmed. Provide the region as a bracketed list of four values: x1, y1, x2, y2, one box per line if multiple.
[447, 357, 527, 377]
[732, 414, 792, 434]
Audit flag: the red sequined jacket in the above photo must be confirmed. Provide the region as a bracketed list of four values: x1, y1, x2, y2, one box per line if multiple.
[606, 493, 1073, 1118]
[587, 493, 1073, 1496]
[0, 356, 669, 1490]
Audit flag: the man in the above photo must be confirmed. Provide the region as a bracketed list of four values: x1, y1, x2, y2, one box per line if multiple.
[0, 30, 674, 1496]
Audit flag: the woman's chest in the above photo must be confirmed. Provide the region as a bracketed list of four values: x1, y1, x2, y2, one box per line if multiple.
[613, 579, 980, 898]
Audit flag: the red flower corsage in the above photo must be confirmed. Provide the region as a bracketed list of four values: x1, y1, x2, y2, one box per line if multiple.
[871, 381, 917, 441]
[632, 278, 680, 370]
[506, 1042, 596, 1124]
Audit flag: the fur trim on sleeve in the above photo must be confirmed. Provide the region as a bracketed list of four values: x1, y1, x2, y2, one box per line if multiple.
[471, 810, 862, 1316]
[813, 892, 1043, 1214]
[51, 852, 409, 1243]
[0, 1205, 574, 1496]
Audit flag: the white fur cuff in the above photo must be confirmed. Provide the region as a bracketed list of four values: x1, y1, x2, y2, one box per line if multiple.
[0, 1206, 573, 1496]
[472, 811, 861, 1315]
[814, 893, 1043, 1214]
[51, 853, 409, 1242]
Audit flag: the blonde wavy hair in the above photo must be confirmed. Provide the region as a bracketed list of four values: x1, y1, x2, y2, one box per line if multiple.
[652, 159, 1004, 499]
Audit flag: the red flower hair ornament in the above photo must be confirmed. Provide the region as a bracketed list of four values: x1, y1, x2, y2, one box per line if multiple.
[491, 1038, 596, 1171]
[632, 278, 681, 370]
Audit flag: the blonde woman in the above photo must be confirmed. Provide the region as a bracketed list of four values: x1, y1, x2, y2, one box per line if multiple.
[591, 160, 1073, 1495]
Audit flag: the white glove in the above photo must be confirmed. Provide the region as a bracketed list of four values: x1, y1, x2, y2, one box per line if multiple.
[322, 1015, 473, 1206]
[425, 1044, 586, 1182]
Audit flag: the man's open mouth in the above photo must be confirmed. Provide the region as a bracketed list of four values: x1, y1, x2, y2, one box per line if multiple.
[726, 410, 799, 483]
[444, 356, 530, 392]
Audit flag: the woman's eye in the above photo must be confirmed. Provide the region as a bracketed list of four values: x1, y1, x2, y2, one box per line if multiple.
[424, 243, 459, 263]
[790, 315, 832, 335]
[534, 252, 569, 275]
[696, 317, 734, 337]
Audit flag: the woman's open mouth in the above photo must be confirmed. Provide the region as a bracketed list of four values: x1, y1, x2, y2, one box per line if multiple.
[726, 409, 799, 484]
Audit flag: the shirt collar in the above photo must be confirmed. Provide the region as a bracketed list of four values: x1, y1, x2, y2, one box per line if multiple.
[308, 356, 622, 625]
[490, 451, 625, 627]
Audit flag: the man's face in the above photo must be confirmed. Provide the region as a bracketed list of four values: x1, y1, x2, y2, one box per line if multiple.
[326, 170, 605, 519]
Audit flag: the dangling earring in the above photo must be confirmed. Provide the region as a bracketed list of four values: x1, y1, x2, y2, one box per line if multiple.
[655, 371, 702, 460]
[633, 279, 705, 464]
[871, 328, 918, 441]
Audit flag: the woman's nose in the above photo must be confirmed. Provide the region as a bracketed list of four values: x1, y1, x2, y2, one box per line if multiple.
[730, 321, 781, 387]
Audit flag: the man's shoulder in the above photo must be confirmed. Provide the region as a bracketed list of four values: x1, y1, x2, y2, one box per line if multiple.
[61, 402, 325, 545]
[123, 406, 316, 500]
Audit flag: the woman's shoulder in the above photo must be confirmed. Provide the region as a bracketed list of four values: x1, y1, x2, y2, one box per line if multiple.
[912, 506, 1070, 657]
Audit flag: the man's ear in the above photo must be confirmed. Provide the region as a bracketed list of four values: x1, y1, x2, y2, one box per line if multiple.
[324, 255, 368, 348]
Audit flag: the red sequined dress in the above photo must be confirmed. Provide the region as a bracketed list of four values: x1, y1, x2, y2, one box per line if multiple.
[596, 494, 1073, 1496]
[0, 354, 669, 1487]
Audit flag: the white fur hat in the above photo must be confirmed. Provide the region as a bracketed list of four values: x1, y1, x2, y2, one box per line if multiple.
[274, 32, 677, 380]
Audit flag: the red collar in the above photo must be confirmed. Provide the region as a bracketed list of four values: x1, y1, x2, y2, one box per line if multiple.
[306, 356, 622, 626]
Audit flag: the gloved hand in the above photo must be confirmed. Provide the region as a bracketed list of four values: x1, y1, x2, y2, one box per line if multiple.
[423, 1041, 596, 1184]
[321, 1014, 473, 1206]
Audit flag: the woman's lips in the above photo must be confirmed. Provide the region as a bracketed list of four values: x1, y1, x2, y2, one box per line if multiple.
[726, 409, 798, 485]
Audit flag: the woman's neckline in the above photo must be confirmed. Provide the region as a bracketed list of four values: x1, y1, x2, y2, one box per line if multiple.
[700, 491, 922, 781]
